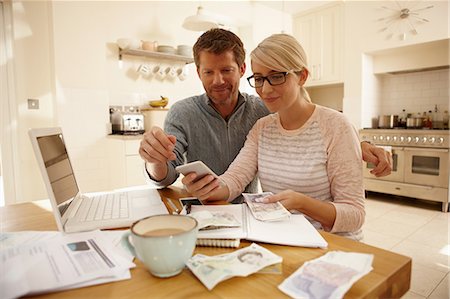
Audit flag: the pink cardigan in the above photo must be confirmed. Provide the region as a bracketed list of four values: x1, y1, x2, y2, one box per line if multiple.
[220, 105, 365, 240]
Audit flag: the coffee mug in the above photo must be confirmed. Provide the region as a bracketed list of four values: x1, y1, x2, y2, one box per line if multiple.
[165, 66, 177, 78]
[137, 64, 151, 77]
[122, 214, 198, 278]
[177, 65, 189, 81]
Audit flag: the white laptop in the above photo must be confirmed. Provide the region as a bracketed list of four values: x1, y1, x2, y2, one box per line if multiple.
[29, 127, 168, 233]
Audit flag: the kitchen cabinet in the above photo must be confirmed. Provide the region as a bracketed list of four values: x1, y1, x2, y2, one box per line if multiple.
[293, 3, 343, 86]
[107, 136, 145, 189]
[141, 108, 169, 132]
[119, 49, 194, 64]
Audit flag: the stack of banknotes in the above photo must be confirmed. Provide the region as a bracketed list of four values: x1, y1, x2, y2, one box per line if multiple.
[243, 192, 290, 222]
[279, 251, 374, 299]
[188, 210, 241, 230]
[186, 243, 282, 290]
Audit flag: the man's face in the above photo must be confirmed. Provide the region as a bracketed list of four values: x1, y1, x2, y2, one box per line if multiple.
[197, 50, 246, 108]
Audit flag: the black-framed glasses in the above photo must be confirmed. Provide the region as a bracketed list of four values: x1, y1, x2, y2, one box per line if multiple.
[247, 72, 290, 88]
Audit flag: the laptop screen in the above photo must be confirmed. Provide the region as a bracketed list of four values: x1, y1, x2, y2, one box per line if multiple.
[36, 133, 79, 217]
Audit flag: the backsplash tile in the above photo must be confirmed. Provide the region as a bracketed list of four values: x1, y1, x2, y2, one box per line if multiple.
[379, 69, 449, 116]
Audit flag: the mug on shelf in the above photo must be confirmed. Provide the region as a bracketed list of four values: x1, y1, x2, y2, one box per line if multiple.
[152, 65, 165, 80]
[177, 65, 189, 81]
[137, 64, 151, 77]
[142, 40, 158, 51]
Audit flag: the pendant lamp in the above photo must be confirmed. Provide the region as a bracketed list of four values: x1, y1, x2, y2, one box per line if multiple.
[182, 6, 219, 31]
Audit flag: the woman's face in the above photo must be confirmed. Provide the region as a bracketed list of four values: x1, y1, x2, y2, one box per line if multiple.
[250, 61, 303, 113]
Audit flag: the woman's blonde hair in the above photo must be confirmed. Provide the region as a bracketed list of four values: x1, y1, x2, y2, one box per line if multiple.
[250, 34, 311, 102]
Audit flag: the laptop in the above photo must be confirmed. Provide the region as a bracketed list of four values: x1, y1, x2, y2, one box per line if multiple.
[29, 127, 169, 233]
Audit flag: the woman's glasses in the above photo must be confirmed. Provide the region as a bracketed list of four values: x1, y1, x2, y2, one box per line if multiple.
[247, 72, 290, 88]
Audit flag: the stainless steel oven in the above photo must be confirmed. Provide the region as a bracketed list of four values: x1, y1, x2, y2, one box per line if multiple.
[360, 129, 449, 212]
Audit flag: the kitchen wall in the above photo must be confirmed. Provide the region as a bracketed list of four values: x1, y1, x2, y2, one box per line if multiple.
[342, 0, 449, 129]
[9, 1, 291, 203]
[307, 84, 344, 112]
[378, 68, 450, 117]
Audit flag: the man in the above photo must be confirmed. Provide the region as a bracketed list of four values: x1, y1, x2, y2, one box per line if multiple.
[139, 29, 391, 200]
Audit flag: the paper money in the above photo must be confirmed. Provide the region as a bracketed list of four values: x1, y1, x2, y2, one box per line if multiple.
[243, 192, 290, 222]
[189, 210, 241, 230]
[278, 251, 374, 299]
[186, 243, 282, 290]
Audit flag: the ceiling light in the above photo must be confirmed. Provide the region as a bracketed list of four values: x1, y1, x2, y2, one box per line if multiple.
[182, 6, 219, 31]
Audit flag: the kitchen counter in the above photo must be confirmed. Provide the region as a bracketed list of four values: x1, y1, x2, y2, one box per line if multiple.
[107, 134, 144, 140]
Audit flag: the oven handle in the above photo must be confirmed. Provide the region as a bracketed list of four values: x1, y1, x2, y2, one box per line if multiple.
[403, 148, 449, 153]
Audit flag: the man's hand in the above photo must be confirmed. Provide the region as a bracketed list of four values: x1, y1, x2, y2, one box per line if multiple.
[361, 141, 392, 177]
[139, 126, 177, 180]
[182, 173, 220, 201]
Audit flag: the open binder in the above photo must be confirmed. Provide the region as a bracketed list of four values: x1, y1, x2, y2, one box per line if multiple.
[189, 204, 328, 248]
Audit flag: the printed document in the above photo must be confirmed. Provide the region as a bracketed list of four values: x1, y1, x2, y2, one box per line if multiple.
[0, 230, 134, 299]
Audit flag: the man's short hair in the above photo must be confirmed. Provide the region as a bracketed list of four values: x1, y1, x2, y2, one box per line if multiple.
[193, 28, 245, 68]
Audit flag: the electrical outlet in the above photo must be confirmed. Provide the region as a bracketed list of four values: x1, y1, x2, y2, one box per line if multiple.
[28, 99, 39, 110]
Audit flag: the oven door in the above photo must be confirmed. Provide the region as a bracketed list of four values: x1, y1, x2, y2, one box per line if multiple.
[404, 148, 449, 188]
[363, 146, 404, 182]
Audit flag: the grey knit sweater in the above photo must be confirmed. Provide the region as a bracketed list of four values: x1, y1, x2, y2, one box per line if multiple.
[144, 92, 269, 201]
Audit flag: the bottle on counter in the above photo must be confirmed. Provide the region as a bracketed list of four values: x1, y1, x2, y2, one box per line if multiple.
[432, 104, 444, 129]
[399, 109, 407, 128]
[426, 111, 433, 129]
[422, 112, 430, 129]
[443, 110, 449, 129]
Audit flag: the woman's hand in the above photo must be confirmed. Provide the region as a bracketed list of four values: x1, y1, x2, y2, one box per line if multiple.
[263, 190, 337, 230]
[262, 190, 303, 210]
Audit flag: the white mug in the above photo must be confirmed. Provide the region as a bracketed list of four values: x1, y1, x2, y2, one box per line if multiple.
[177, 65, 189, 81]
[166, 66, 177, 78]
[152, 65, 165, 80]
[122, 214, 198, 278]
[137, 64, 151, 76]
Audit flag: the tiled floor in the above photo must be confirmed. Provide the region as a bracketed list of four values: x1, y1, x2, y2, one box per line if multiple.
[363, 192, 449, 299]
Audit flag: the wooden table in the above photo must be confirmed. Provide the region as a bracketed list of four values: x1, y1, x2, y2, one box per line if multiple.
[1, 186, 411, 298]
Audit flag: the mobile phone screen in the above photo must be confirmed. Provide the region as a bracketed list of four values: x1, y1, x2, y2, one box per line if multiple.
[179, 197, 203, 206]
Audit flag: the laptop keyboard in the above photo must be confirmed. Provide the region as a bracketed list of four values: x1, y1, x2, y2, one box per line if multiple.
[77, 193, 129, 221]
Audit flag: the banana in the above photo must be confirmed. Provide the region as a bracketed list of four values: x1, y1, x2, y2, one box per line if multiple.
[149, 96, 169, 108]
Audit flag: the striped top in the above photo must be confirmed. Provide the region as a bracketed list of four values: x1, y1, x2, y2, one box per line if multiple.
[220, 105, 365, 240]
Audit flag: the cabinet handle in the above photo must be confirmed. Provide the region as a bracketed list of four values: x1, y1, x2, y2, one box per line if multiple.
[318, 64, 321, 80]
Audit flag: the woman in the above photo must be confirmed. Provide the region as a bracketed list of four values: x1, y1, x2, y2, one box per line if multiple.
[183, 34, 365, 240]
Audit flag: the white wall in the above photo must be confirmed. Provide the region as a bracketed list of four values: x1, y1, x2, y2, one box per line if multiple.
[11, 1, 292, 202]
[378, 68, 450, 116]
[12, 1, 55, 203]
[343, 0, 449, 129]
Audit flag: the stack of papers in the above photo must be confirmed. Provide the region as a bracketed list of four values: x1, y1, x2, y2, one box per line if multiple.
[0, 230, 135, 299]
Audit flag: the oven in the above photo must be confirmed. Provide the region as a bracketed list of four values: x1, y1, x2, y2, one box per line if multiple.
[360, 129, 449, 212]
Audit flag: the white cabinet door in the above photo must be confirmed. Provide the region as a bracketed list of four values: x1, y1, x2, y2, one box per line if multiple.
[126, 155, 146, 186]
[319, 5, 342, 84]
[107, 138, 146, 189]
[293, 4, 343, 86]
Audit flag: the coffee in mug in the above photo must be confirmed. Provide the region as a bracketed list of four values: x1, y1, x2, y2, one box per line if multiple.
[122, 214, 198, 278]
[142, 228, 185, 237]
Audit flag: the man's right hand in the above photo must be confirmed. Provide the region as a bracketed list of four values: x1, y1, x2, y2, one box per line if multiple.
[139, 126, 177, 181]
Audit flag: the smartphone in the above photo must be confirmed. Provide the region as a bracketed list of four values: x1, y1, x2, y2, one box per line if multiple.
[179, 197, 203, 207]
[175, 161, 219, 180]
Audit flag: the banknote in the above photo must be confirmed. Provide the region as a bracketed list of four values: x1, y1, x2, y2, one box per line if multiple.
[186, 243, 282, 290]
[278, 251, 374, 299]
[243, 192, 290, 222]
[188, 210, 241, 230]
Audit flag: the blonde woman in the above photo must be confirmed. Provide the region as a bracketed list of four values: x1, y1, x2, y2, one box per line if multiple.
[183, 34, 365, 240]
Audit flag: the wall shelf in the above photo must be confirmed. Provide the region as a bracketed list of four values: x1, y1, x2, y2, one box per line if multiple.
[119, 48, 194, 64]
